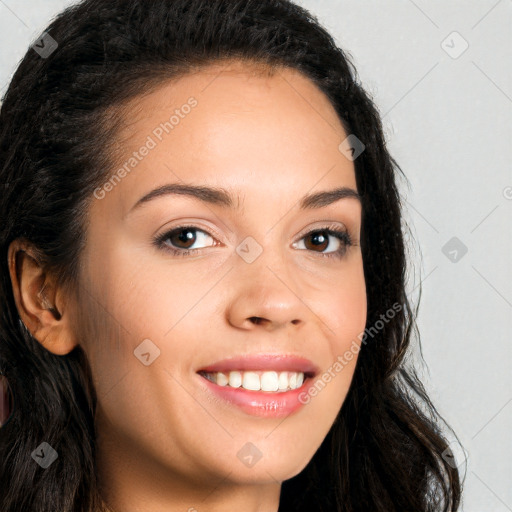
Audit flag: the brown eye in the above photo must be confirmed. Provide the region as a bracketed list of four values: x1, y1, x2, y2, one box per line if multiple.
[293, 227, 353, 260]
[169, 227, 197, 249]
[303, 230, 330, 252]
[155, 226, 217, 254]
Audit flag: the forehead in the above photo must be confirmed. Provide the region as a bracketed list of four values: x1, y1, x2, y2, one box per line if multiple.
[117, 60, 345, 142]
[97, 60, 356, 217]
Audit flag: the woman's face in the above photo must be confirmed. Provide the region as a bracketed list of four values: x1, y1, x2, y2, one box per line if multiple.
[75, 61, 366, 507]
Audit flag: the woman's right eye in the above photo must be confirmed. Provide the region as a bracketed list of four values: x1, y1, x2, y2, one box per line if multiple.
[153, 226, 218, 256]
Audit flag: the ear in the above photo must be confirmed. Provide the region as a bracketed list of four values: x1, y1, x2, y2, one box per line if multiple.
[7, 238, 78, 355]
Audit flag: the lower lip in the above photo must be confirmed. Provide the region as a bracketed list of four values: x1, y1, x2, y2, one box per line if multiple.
[197, 373, 313, 418]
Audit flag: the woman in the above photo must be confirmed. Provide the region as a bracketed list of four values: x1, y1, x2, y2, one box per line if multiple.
[0, 0, 463, 510]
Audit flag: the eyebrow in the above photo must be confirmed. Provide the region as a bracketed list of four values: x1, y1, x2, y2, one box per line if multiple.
[126, 182, 361, 216]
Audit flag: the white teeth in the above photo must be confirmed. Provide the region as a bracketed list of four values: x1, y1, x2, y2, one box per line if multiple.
[242, 371, 260, 391]
[216, 372, 228, 386]
[260, 371, 279, 392]
[207, 370, 306, 391]
[228, 371, 242, 388]
[278, 372, 289, 390]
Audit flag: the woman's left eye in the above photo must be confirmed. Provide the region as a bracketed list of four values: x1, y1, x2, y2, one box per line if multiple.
[154, 224, 353, 259]
[292, 227, 353, 259]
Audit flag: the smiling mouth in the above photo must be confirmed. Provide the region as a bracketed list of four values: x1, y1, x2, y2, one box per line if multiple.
[197, 370, 314, 392]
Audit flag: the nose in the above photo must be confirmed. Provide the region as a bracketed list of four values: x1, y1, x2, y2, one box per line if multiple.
[225, 251, 308, 332]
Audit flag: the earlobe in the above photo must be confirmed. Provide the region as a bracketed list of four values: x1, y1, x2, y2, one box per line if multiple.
[7, 239, 77, 355]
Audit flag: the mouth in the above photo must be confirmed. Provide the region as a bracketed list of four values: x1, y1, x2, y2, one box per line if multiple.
[195, 353, 319, 418]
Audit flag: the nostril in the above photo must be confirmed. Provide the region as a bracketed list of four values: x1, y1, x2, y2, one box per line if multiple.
[249, 316, 263, 325]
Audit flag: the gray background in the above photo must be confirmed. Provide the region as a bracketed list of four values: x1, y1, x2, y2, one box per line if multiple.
[1, 1, 511, 510]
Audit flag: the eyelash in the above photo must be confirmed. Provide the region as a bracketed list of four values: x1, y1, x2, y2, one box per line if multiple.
[153, 223, 354, 260]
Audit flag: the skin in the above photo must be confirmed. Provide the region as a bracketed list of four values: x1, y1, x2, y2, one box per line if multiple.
[9, 60, 367, 512]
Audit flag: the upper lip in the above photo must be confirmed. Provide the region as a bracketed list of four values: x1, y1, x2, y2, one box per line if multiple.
[196, 354, 319, 377]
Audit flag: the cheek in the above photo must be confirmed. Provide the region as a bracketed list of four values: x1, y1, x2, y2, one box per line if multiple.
[309, 279, 366, 422]
[78, 250, 211, 395]
[299, 261, 365, 417]
[321, 263, 367, 353]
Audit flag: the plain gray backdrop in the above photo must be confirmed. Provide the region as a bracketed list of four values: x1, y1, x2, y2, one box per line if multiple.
[1, 1, 511, 510]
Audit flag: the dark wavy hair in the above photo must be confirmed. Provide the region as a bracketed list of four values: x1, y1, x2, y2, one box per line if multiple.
[0, 0, 464, 510]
